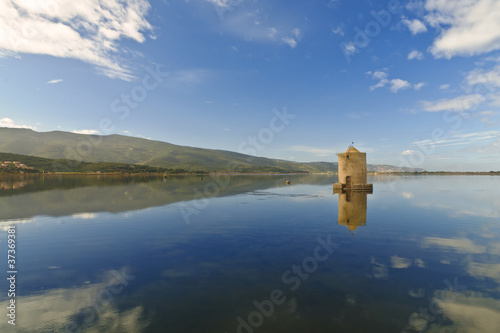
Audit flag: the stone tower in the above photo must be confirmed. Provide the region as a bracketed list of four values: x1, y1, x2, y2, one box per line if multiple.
[333, 145, 373, 192]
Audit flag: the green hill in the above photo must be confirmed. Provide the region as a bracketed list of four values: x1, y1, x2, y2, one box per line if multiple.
[0, 152, 187, 174]
[0, 128, 423, 173]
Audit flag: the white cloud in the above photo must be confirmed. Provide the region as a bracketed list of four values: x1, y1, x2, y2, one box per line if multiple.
[423, 94, 485, 112]
[72, 129, 99, 135]
[439, 84, 450, 90]
[391, 255, 412, 269]
[401, 150, 415, 155]
[282, 37, 297, 48]
[289, 145, 335, 157]
[0, 118, 36, 129]
[0, 0, 152, 81]
[413, 82, 426, 90]
[412, 130, 500, 148]
[425, 0, 500, 58]
[390, 79, 412, 93]
[205, 0, 237, 8]
[422, 237, 486, 254]
[282, 28, 302, 48]
[467, 66, 500, 88]
[369, 71, 389, 90]
[215, 5, 303, 48]
[402, 18, 427, 35]
[46, 79, 63, 84]
[369, 71, 423, 93]
[408, 50, 424, 60]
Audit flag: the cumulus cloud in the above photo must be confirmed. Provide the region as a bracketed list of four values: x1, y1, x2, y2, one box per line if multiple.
[0, 0, 153, 81]
[408, 50, 424, 60]
[0, 117, 36, 129]
[402, 18, 427, 35]
[425, 0, 500, 58]
[390, 78, 412, 93]
[423, 94, 485, 112]
[72, 129, 100, 135]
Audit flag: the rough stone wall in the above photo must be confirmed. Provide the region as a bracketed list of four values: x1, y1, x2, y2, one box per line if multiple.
[337, 152, 367, 185]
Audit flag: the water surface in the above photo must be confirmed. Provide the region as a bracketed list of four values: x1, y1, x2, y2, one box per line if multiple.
[0, 175, 499, 332]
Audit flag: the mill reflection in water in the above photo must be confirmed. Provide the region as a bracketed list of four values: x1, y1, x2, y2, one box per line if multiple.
[334, 190, 370, 233]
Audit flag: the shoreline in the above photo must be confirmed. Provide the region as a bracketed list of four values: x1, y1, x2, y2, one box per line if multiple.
[1, 171, 499, 178]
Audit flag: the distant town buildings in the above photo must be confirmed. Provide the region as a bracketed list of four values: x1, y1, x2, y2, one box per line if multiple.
[0, 161, 35, 170]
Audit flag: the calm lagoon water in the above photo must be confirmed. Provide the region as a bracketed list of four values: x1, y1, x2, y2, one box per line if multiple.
[0, 174, 499, 333]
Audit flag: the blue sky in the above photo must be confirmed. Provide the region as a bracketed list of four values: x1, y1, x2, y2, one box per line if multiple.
[1, 0, 500, 171]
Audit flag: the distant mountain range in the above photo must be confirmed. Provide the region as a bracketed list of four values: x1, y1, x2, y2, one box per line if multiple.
[0, 128, 424, 173]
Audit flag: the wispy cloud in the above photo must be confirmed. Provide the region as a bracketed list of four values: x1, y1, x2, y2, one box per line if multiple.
[439, 84, 450, 90]
[0, 118, 36, 130]
[466, 65, 500, 88]
[0, 0, 153, 81]
[282, 28, 302, 48]
[408, 50, 424, 60]
[167, 69, 211, 87]
[422, 94, 485, 112]
[412, 130, 500, 149]
[46, 79, 63, 84]
[209, 3, 304, 49]
[289, 145, 336, 157]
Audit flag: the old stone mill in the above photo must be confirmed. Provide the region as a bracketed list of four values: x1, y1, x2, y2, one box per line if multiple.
[333, 145, 373, 233]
